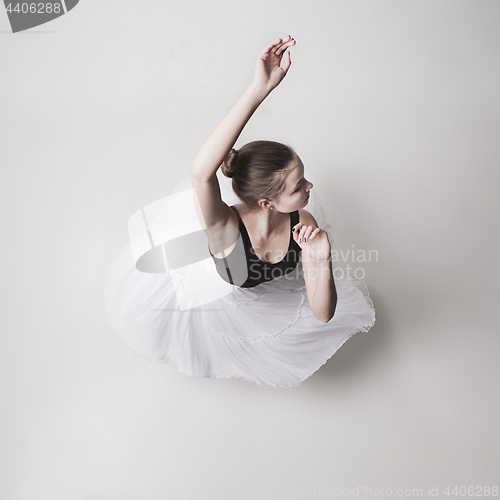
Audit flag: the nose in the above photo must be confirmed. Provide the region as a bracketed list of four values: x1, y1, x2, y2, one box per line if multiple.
[306, 180, 313, 191]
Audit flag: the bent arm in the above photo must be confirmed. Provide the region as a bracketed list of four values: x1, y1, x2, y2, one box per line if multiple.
[191, 83, 268, 180]
[302, 252, 337, 323]
[297, 209, 337, 323]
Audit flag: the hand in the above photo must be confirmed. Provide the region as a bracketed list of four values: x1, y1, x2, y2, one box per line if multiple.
[252, 35, 296, 95]
[292, 222, 331, 261]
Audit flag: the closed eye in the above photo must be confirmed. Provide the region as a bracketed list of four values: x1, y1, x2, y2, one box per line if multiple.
[293, 179, 303, 193]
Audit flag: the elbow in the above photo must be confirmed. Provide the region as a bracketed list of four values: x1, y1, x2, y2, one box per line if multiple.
[191, 161, 213, 181]
[316, 315, 332, 324]
[318, 299, 337, 324]
[191, 165, 207, 180]
[321, 311, 335, 323]
[310, 289, 338, 323]
[316, 308, 336, 324]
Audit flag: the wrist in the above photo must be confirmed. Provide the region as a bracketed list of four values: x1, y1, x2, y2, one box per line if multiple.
[247, 81, 270, 101]
[310, 254, 332, 263]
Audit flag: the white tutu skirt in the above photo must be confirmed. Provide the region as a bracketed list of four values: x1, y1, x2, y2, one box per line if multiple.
[98, 172, 376, 389]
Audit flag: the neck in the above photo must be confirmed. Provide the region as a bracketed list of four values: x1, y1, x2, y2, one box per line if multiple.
[240, 205, 287, 238]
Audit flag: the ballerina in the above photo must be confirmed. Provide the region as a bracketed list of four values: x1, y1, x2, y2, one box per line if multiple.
[101, 35, 376, 389]
[193, 36, 336, 323]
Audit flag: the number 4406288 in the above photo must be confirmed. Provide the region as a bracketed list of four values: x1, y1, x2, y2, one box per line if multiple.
[5, 3, 62, 14]
[444, 485, 498, 497]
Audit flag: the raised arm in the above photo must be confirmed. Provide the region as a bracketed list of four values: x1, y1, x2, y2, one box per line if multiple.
[191, 84, 266, 181]
[191, 36, 296, 227]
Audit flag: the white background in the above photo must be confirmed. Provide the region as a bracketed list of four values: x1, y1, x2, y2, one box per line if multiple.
[1, 1, 499, 498]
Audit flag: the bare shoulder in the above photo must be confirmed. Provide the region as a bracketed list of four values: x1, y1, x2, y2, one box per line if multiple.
[298, 209, 318, 227]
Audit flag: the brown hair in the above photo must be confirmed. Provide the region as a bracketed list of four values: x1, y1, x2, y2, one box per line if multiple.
[221, 140, 298, 212]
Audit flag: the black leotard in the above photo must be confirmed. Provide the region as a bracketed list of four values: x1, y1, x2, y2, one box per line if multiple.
[209, 205, 302, 288]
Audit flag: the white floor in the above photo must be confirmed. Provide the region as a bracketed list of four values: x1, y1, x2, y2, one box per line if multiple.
[1, 1, 499, 499]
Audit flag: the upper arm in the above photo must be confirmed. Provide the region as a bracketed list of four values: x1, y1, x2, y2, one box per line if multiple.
[192, 172, 234, 229]
[298, 209, 318, 229]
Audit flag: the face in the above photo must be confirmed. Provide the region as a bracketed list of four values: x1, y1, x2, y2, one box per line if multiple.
[264, 157, 313, 213]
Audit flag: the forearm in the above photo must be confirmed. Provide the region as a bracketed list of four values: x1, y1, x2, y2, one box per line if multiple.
[192, 83, 269, 179]
[304, 254, 337, 323]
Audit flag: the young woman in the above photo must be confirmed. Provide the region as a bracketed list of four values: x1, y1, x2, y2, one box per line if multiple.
[101, 36, 376, 389]
[192, 35, 336, 323]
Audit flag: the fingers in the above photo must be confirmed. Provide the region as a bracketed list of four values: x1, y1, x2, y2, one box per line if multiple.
[309, 228, 321, 240]
[292, 222, 318, 243]
[303, 226, 315, 242]
[275, 36, 295, 56]
[292, 222, 304, 232]
[262, 35, 296, 57]
[297, 225, 307, 242]
[292, 223, 304, 243]
[276, 36, 295, 73]
[281, 50, 292, 73]
[261, 38, 283, 55]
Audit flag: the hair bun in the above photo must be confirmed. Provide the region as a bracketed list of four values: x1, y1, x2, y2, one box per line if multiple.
[221, 148, 239, 178]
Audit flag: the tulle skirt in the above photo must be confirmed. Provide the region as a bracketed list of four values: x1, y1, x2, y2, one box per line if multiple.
[98, 172, 376, 389]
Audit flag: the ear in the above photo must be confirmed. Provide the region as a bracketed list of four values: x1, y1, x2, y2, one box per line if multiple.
[258, 198, 274, 210]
